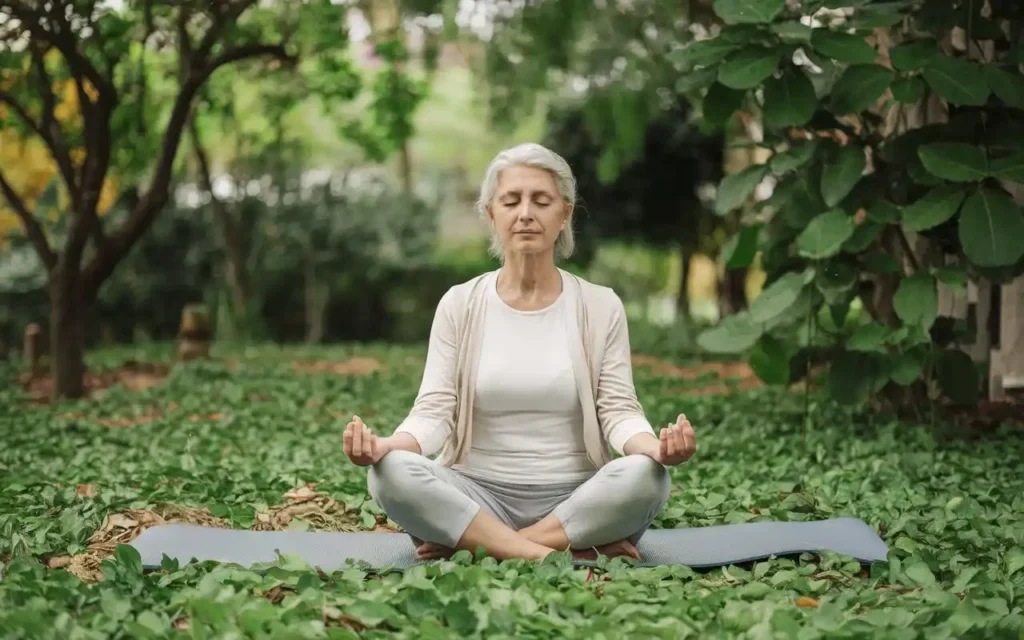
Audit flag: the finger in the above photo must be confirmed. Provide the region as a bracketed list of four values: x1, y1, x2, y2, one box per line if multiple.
[363, 432, 375, 457]
[343, 423, 354, 456]
[673, 424, 686, 453]
[677, 413, 685, 428]
[665, 425, 677, 457]
[352, 423, 363, 456]
[683, 424, 696, 455]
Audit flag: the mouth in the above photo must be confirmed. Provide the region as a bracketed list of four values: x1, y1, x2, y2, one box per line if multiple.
[515, 231, 540, 235]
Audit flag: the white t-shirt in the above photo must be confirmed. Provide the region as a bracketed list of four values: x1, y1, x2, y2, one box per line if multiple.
[453, 270, 597, 485]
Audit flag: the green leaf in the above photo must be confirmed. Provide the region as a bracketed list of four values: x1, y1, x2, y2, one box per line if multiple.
[797, 210, 856, 259]
[829, 65, 894, 114]
[723, 226, 760, 269]
[816, 261, 858, 305]
[905, 562, 937, 586]
[1007, 549, 1024, 577]
[933, 266, 968, 290]
[890, 40, 941, 71]
[713, 0, 785, 24]
[676, 67, 719, 93]
[347, 600, 400, 627]
[749, 336, 792, 385]
[771, 21, 813, 43]
[984, 65, 1024, 110]
[923, 57, 991, 106]
[763, 68, 818, 129]
[847, 323, 889, 353]
[829, 351, 880, 404]
[821, 145, 866, 207]
[989, 151, 1024, 183]
[889, 353, 923, 385]
[902, 185, 967, 232]
[718, 48, 782, 89]
[715, 164, 769, 214]
[750, 271, 813, 323]
[671, 40, 742, 70]
[811, 30, 878, 64]
[843, 221, 881, 252]
[848, 4, 911, 29]
[703, 82, 746, 129]
[893, 274, 938, 331]
[935, 349, 980, 405]
[917, 143, 989, 182]
[891, 76, 926, 104]
[867, 200, 902, 224]
[770, 141, 819, 175]
[114, 543, 143, 573]
[959, 188, 1024, 267]
[697, 313, 764, 353]
[100, 590, 133, 621]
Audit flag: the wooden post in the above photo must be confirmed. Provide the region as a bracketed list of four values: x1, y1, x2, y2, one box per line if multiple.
[177, 304, 211, 362]
[23, 323, 43, 378]
[990, 278, 1024, 401]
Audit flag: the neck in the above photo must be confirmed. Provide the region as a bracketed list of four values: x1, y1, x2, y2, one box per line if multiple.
[498, 252, 561, 299]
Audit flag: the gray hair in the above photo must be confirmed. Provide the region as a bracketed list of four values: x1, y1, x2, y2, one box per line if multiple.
[476, 142, 577, 262]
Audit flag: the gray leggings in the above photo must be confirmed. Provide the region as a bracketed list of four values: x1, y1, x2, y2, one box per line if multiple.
[367, 450, 671, 550]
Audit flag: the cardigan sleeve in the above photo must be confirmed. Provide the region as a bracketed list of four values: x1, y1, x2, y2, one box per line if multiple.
[595, 295, 657, 455]
[393, 288, 459, 456]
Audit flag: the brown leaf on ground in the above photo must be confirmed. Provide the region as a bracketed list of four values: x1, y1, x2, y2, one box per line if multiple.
[21, 360, 170, 404]
[86, 506, 228, 557]
[47, 555, 72, 569]
[76, 483, 98, 498]
[632, 355, 764, 395]
[283, 483, 322, 503]
[795, 596, 820, 608]
[293, 357, 384, 376]
[254, 494, 361, 532]
[173, 618, 191, 631]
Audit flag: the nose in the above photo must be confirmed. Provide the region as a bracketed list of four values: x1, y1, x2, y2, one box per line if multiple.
[516, 201, 535, 222]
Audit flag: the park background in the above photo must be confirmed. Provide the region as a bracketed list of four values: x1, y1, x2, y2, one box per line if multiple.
[1, 0, 1023, 637]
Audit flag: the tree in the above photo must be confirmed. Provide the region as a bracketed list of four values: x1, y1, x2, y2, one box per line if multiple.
[689, 0, 1024, 408]
[0, 0, 352, 399]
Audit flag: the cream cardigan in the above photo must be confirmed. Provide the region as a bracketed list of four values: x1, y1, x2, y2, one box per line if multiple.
[395, 268, 656, 469]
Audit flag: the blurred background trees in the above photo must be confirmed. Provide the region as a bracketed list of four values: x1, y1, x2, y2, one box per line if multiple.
[2, 0, 1023, 411]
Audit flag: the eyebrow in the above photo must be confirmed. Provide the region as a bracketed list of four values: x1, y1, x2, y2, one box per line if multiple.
[498, 189, 555, 200]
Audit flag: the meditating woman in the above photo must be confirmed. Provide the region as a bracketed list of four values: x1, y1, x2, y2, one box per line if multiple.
[343, 142, 697, 562]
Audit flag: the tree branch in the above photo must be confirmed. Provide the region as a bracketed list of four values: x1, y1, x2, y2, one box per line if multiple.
[0, 168, 57, 270]
[896, 227, 921, 273]
[30, 42, 80, 201]
[195, 0, 259, 60]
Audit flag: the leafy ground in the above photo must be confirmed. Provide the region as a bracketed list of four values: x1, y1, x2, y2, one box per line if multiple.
[1, 344, 1022, 639]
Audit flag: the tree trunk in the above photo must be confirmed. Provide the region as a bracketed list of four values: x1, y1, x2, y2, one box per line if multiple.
[719, 266, 748, 317]
[190, 119, 250, 313]
[676, 246, 691, 319]
[49, 263, 88, 400]
[304, 254, 327, 344]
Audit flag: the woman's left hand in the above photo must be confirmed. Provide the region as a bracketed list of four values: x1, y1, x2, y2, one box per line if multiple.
[646, 414, 696, 466]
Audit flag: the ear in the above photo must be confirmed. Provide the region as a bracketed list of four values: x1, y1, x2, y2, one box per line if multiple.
[563, 203, 574, 227]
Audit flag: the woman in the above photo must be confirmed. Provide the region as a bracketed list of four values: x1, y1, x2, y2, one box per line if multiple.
[343, 143, 697, 562]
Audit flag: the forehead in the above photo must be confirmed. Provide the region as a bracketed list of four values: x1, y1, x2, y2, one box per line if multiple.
[495, 165, 558, 196]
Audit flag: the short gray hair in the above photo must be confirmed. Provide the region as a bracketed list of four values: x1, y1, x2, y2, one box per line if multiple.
[476, 142, 577, 262]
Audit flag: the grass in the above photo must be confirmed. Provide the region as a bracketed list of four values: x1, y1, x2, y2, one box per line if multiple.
[1, 343, 1022, 638]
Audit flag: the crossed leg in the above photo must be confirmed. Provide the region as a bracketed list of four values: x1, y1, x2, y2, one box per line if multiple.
[368, 451, 670, 561]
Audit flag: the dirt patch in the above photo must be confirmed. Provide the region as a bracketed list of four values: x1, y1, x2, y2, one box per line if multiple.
[56, 407, 223, 429]
[254, 483, 362, 532]
[20, 360, 169, 404]
[293, 357, 384, 376]
[632, 355, 764, 395]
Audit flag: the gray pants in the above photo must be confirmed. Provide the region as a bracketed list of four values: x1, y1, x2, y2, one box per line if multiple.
[367, 450, 671, 550]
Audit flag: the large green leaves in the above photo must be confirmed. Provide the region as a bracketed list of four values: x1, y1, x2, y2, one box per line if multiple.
[890, 40, 941, 71]
[696, 313, 763, 353]
[829, 65, 894, 114]
[902, 185, 967, 232]
[821, 145, 866, 207]
[715, 164, 768, 214]
[959, 188, 1024, 267]
[917, 144, 989, 182]
[712, 0, 786, 24]
[923, 57, 991, 106]
[984, 65, 1024, 110]
[671, 40, 743, 70]
[810, 30, 878, 64]
[722, 226, 761, 269]
[936, 349, 980, 405]
[749, 270, 813, 324]
[989, 152, 1024, 183]
[703, 83, 746, 129]
[797, 210, 856, 259]
[718, 48, 782, 89]
[894, 274, 938, 331]
[763, 68, 818, 129]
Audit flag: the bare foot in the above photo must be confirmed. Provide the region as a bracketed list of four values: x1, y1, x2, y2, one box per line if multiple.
[572, 539, 641, 561]
[415, 542, 455, 561]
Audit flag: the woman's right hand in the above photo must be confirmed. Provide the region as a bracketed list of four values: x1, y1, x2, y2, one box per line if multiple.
[343, 416, 388, 466]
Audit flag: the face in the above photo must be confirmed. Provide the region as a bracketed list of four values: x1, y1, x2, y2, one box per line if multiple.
[488, 165, 571, 258]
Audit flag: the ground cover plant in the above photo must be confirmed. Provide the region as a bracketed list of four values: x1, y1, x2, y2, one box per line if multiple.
[1, 344, 1022, 638]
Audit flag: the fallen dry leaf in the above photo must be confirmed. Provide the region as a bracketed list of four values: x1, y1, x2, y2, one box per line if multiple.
[283, 483, 322, 503]
[76, 483, 98, 498]
[293, 356, 384, 376]
[795, 596, 821, 608]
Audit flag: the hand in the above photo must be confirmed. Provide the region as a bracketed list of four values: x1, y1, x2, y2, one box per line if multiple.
[343, 415, 388, 466]
[647, 414, 696, 466]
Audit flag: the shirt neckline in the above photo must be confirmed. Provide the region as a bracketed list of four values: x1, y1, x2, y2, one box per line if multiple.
[490, 269, 565, 315]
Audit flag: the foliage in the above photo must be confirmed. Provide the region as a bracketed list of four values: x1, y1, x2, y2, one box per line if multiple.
[1, 344, 1023, 636]
[687, 0, 1024, 408]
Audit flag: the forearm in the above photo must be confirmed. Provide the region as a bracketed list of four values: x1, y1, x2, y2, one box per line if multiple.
[380, 432, 422, 456]
[622, 432, 660, 457]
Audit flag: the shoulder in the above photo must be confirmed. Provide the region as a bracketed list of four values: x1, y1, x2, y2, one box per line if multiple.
[564, 270, 626, 317]
[437, 270, 497, 314]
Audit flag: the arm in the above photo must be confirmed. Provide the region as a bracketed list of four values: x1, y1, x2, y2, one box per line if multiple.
[595, 296, 658, 455]
[390, 289, 460, 456]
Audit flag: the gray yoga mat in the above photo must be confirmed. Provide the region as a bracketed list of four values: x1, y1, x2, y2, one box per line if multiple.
[130, 517, 888, 571]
